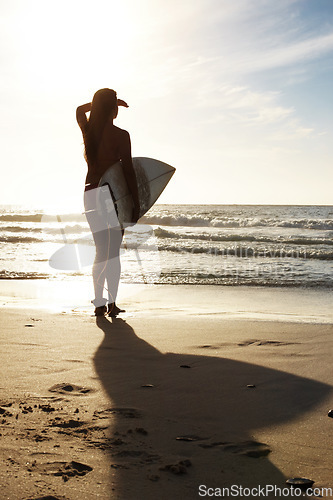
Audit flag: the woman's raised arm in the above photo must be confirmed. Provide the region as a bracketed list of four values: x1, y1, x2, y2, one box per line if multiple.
[76, 102, 92, 131]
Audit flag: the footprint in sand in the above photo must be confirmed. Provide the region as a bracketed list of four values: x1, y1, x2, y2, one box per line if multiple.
[49, 419, 86, 429]
[32, 460, 93, 480]
[93, 407, 142, 419]
[199, 440, 271, 458]
[175, 435, 208, 442]
[48, 383, 93, 395]
[0, 406, 13, 418]
[238, 339, 299, 347]
[159, 459, 192, 475]
[25, 496, 65, 500]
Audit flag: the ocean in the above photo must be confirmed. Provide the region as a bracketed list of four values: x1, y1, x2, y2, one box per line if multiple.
[0, 204, 332, 289]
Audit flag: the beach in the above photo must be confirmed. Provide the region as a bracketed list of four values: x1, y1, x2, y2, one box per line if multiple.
[1, 282, 332, 499]
[2, 0, 333, 497]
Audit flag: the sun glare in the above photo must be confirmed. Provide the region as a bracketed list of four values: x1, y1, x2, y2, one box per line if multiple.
[15, 1, 134, 93]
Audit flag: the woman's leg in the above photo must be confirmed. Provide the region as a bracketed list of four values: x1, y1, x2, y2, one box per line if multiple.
[90, 227, 111, 307]
[104, 228, 123, 305]
[84, 186, 117, 308]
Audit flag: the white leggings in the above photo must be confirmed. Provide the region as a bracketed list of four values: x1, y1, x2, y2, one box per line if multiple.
[84, 186, 123, 307]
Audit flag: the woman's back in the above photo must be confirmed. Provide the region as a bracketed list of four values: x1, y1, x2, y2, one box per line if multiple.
[86, 122, 128, 184]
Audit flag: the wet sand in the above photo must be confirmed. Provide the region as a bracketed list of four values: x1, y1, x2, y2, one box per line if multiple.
[0, 284, 332, 499]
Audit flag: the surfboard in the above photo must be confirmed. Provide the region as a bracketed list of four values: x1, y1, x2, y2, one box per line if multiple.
[98, 157, 175, 227]
[48, 157, 175, 270]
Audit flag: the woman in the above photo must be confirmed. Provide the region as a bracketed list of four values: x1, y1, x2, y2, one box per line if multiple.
[76, 88, 140, 317]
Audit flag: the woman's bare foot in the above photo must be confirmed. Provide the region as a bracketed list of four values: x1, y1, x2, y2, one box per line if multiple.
[107, 303, 126, 317]
[94, 305, 107, 316]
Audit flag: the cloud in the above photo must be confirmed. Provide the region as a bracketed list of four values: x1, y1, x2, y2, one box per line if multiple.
[192, 84, 314, 142]
[177, 0, 333, 80]
[219, 86, 294, 123]
[123, 0, 332, 146]
[232, 32, 333, 76]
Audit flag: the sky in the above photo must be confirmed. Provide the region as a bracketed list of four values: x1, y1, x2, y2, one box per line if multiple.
[1, 0, 333, 209]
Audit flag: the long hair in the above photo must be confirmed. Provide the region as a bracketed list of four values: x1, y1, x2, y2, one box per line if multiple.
[83, 88, 118, 166]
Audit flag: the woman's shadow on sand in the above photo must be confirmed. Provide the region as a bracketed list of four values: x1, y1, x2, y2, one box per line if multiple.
[94, 316, 331, 499]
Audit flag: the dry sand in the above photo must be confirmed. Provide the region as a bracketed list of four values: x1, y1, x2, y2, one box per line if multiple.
[0, 284, 332, 499]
